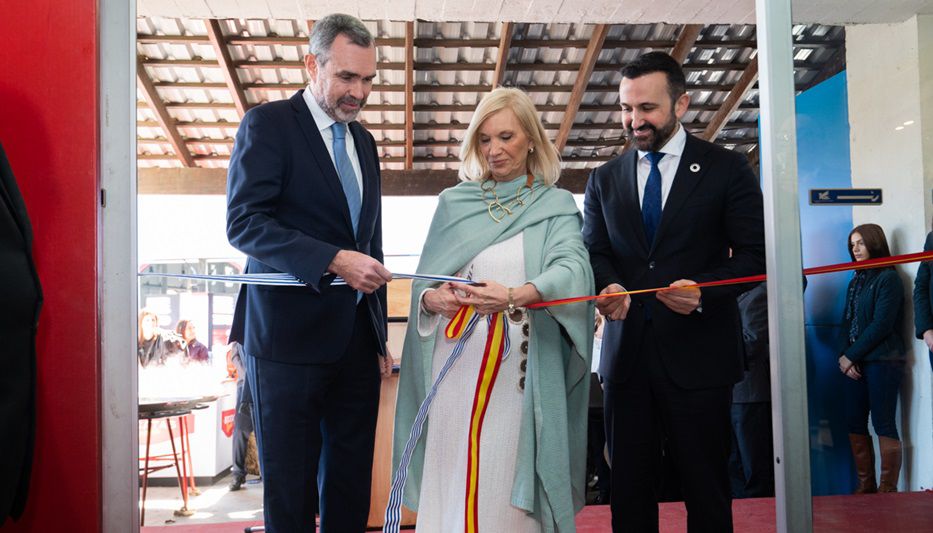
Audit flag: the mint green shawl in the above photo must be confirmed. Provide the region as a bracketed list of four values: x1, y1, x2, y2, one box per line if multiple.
[392, 176, 594, 532]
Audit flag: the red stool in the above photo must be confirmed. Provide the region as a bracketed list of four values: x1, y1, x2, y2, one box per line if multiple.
[138, 407, 193, 526]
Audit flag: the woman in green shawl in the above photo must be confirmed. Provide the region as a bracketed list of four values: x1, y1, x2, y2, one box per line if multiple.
[392, 88, 594, 532]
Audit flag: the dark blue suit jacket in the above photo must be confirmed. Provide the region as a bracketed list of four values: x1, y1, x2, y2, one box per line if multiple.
[914, 232, 933, 345]
[226, 91, 387, 364]
[583, 133, 765, 389]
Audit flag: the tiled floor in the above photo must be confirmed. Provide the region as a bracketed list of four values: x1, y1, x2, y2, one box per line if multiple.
[141, 472, 264, 528]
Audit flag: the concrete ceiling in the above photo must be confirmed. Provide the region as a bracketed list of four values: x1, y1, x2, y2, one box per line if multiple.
[139, 0, 933, 25]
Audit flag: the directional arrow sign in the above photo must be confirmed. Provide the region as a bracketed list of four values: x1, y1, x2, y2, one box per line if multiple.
[809, 188, 883, 205]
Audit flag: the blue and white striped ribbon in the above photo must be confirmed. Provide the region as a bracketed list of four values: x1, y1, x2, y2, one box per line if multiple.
[383, 311, 511, 532]
[138, 271, 474, 286]
[383, 311, 480, 532]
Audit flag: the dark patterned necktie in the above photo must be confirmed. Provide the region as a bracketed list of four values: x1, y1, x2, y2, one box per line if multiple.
[642, 151, 664, 245]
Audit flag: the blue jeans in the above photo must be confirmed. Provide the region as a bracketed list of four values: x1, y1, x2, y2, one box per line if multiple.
[231, 379, 253, 479]
[729, 402, 775, 498]
[845, 360, 904, 439]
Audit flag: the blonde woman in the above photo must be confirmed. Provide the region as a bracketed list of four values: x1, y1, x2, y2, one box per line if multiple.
[393, 88, 594, 532]
[137, 309, 185, 367]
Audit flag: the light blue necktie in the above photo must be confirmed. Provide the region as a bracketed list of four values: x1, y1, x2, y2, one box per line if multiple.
[331, 122, 363, 302]
[642, 151, 664, 245]
[331, 122, 361, 235]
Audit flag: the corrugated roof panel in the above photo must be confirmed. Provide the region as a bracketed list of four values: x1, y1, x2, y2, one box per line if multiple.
[136, 16, 845, 169]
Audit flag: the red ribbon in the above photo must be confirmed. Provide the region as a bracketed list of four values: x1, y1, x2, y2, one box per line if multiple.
[527, 250, 933, 309]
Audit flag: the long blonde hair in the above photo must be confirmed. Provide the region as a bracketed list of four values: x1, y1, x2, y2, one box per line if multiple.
[459, 88, 562, 186]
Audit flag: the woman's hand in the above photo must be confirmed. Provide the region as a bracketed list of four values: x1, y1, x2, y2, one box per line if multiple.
[422, 283, 463, 318]
[450, 280, 510, 315]
[839, 355, 861, 380]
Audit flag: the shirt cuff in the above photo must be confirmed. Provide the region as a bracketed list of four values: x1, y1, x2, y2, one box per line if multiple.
[417, 288, 441, 337]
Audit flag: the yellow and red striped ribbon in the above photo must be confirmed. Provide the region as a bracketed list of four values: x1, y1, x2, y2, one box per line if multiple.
[446, 304, 477, 339]
[464, 311, 508, 533]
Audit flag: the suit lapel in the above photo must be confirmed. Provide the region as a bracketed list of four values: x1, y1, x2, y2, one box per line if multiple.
[650, 133, 712, 255]
[289, 91, 354, 234]
[618, 149, 649, 255]
[350, 121, 377, 242]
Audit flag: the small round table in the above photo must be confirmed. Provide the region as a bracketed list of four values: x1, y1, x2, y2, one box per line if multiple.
[138, 397, 214, 526]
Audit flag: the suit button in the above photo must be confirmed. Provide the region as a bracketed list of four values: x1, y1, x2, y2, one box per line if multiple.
[648, 261, 656, 270]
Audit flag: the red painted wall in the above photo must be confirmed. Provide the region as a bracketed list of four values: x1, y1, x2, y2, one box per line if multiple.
[0, 0, 101, 531]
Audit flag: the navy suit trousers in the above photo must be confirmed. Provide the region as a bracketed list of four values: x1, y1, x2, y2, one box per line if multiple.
[604, 326, 733, 533]
[245, 303, 381, 532]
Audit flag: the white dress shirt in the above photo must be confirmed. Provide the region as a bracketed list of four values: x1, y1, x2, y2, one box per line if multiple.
[635, 123, 687, 210]
[302, 86, 364, 193]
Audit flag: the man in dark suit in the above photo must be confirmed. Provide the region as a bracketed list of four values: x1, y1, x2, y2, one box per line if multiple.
[914, 227, 933, 368]
[226, 13, 393, 533]
[583, 52, 765, 532]
[730, 283, 774, 499]
[0, 141, 43, 525]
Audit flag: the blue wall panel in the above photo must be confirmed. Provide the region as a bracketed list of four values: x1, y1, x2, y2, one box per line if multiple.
[795, 71, 856, 495]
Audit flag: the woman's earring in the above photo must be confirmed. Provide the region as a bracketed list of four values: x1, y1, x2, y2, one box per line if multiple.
[529, 146, 534, 153]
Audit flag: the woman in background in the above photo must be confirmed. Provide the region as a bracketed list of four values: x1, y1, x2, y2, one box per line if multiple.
[176, 319, 210, 364]
[137, 309, 185, 368]
[840, 223, 905, 493]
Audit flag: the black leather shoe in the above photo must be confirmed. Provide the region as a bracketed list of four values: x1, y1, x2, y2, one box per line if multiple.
[229, 476, 245, 491]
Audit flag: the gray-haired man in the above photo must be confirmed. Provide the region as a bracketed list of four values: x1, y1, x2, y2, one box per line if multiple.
[226, 13, 392, 532]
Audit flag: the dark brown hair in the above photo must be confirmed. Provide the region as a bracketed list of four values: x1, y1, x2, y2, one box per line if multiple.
[175, 319, 192, 339]
[848, 223, 891, 261]
[620, 51, 687, 103]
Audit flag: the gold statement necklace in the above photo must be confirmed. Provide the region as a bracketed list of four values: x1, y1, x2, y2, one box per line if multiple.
[481, 172, 536, 223]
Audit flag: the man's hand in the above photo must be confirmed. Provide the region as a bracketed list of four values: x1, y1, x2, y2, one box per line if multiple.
[924, 329, 933, 352]
[328, 250, 392, 293]
[596, 284, 631, 321]
[657, 279, 701, 315]
[422, 283, 464, 318]
[380, 345, 395, 379]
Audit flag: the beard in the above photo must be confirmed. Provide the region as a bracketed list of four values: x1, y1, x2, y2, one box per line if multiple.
[317, 92, 367, 123]
[626, 112, 679, 152]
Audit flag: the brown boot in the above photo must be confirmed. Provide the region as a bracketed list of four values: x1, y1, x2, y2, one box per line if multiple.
[878, 436, 902, 492]
[849, 433, 877, 494]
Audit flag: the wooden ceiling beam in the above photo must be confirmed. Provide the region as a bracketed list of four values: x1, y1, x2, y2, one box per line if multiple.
[670, 24, 704, 64]
[138, 120, 239, 129]
[143, 58, 818, 73]
[138, 101, 236, 109]
[404, 22, 414, 169]
[139, 119, 759, 148]
[139, 119, 759, 133]
[701, 57, 759, 142]
[154, 81, 739, 93]
[139, 138, 234, 146]
[493, 22, 513, 89]
[139, 34, 843, 50]
[205, 19, 250, 119]
[555, 24, 610, 152]
[137, 167, 595, 195]
[136, 61, 195, 167]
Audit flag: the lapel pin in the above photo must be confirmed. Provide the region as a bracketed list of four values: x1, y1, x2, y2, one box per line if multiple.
[689, 163, 701, 173]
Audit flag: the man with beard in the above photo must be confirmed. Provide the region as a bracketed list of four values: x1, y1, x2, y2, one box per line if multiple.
[582, 52, 765, 532]
[226, 13, 394, 532]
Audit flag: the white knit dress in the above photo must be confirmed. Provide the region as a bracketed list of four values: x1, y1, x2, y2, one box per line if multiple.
[416, 233, 540, 533]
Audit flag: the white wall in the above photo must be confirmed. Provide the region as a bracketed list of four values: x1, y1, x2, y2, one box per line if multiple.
[847, 15, 933, 490]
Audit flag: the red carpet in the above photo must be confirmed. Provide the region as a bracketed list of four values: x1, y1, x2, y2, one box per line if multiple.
[142, 492, 933, 532]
